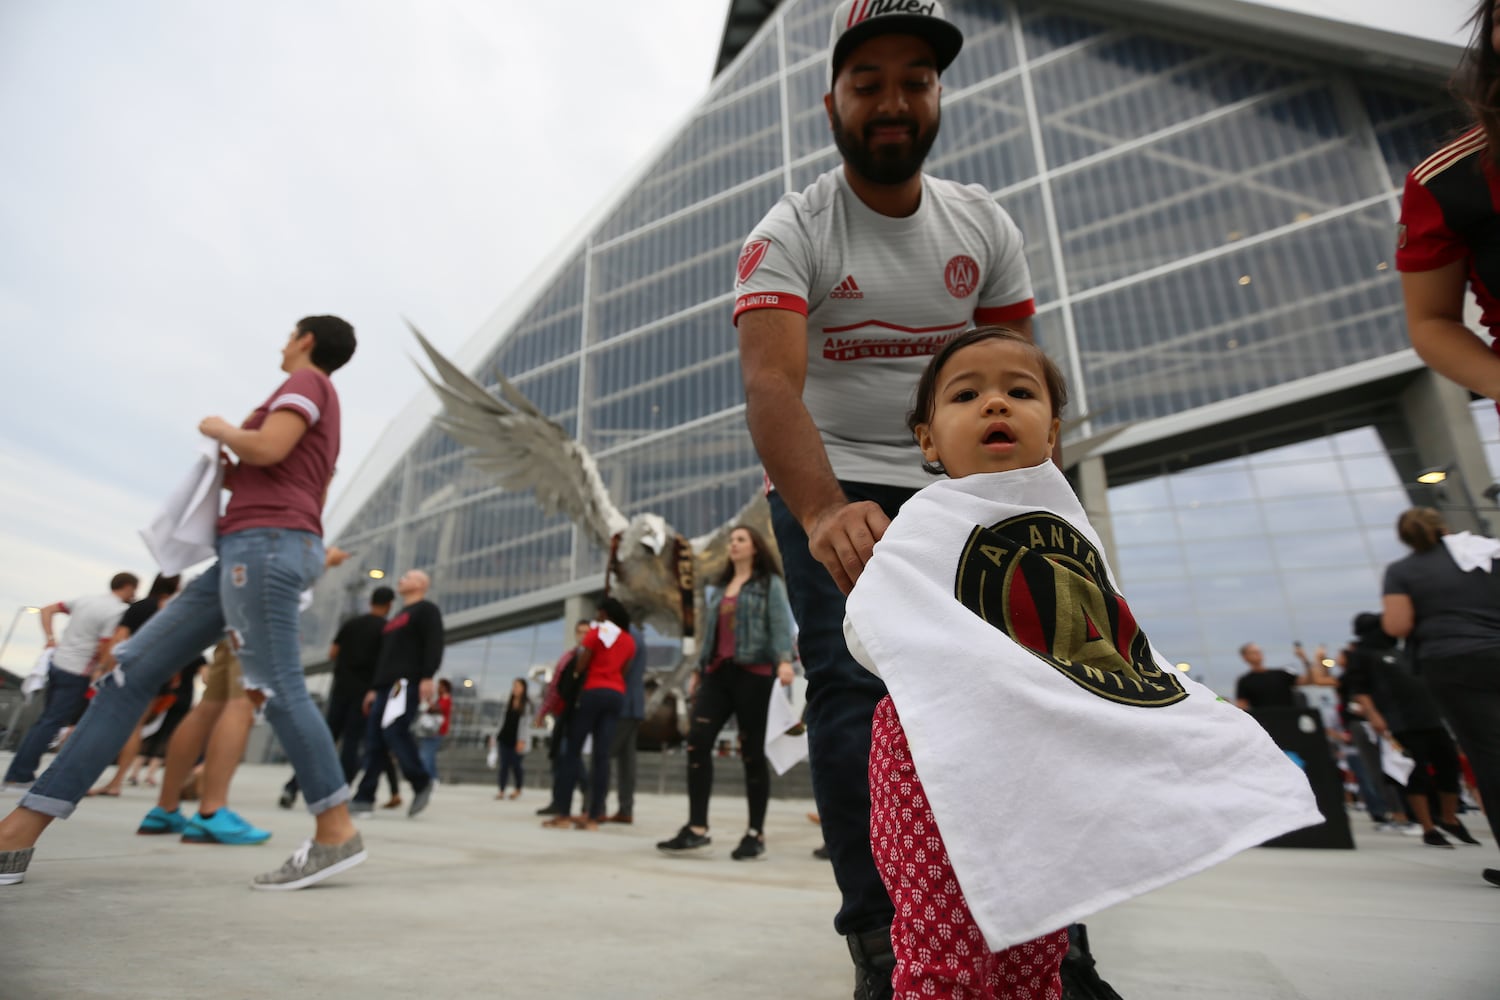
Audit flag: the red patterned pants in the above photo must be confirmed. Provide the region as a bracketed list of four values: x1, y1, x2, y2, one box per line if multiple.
[870, 696, 1068, 999]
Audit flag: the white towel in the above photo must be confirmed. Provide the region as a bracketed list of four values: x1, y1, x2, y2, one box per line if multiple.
[844, 462, 1322, 951]
[140, 439, 223, 575]
[1441, 531, 1500, 573]
[764, 677, 809, 775]
[382, 679, 409, 729]
[1380, 738, 1416, 785]
[595, 620, 622, 648]
[22, 649, 52, 697]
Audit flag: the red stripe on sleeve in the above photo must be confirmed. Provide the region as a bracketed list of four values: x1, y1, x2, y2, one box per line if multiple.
[974, 299, 1037, 324]
[734, 293, 809, 325]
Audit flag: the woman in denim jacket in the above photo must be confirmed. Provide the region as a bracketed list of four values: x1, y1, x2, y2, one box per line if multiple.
[657, 524, 794, 862]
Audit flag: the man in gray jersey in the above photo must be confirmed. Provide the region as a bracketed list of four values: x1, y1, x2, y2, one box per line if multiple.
[735, 4, 1119, 998]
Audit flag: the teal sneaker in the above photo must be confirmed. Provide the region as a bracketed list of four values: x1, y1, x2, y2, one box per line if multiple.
[181, 808, 271, 845]
[137, 806, 189, 836]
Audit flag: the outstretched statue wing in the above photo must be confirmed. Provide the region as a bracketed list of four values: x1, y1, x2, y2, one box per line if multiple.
[409, 321, 629, 548]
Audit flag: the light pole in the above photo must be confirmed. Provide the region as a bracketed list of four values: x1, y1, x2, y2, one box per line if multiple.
[0, 605, 41, 674]
[1417, 464, 1491, 536]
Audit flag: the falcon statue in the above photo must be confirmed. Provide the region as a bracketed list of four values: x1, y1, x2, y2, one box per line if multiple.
[409, 322, 767, 665]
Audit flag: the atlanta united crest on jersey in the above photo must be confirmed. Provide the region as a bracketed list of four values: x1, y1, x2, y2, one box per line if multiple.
[734, 168, 1036, 488]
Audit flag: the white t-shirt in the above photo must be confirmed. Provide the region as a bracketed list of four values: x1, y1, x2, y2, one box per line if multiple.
[49, 594, 127, 676]
[734, 169, 1035, 489]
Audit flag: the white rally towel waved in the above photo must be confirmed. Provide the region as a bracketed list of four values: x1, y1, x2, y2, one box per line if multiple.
[140, 437, 223, 575]
[843, 462, 1322, 952]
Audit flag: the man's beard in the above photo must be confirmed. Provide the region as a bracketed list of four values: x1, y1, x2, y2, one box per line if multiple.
[831, 106, 940, 186]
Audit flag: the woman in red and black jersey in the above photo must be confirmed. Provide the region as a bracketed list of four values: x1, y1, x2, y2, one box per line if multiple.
[1400, 0, 1500, 414]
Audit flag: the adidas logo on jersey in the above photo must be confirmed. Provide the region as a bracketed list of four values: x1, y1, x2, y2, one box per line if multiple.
[830, 275, 864, 299]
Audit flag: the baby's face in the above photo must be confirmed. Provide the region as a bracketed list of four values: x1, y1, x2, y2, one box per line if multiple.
[914, 339, 1059, 479]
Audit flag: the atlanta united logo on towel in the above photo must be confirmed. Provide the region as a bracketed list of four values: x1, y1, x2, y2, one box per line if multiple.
[955, 511, 1187, 707]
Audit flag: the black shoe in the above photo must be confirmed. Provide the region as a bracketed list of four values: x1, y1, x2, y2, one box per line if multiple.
[278, 787, 296, 810]
[657, 825, 711, 854]
[1422, 829, 1455, 849]
[847, 927, 894, 1000]
[1438, 820, 1481, 845]
[812, 843, 830, 860]
[1483, 868, 1500, 887]
[535, 804, 562, 816]
[1061, 923, 1124, 1000]
[731, 831, 766, 861]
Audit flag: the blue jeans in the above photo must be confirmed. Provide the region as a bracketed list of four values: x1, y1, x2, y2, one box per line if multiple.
[4, 667, 93, 784]
[419, 736, 441, 780]
[771, 483, 912, 936]
[553, 688, 622, 819]
[20, 528, 351, 818]
[354, 684, 431, 801]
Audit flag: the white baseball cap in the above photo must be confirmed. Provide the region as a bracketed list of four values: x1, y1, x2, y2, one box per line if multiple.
[828, 0, 964, 84]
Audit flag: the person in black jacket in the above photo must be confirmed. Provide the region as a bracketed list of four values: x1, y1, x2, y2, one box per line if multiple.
[1344, 612, 1476, 850]
[495, 678, 532, 800]
[350, 571, 444, 819]
[280, 586, 394, 809]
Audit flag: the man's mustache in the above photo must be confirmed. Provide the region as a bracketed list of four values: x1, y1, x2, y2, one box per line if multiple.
[864, 118, 918, 139]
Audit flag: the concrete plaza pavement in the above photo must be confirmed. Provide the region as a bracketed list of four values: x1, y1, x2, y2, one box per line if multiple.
[0, 757, 1496, 1000]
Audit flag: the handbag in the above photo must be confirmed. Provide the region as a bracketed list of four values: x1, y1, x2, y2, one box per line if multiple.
[412, 710, 444, 739]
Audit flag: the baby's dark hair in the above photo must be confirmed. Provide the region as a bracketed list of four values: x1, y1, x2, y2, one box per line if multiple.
[906, 326, 1068, 476]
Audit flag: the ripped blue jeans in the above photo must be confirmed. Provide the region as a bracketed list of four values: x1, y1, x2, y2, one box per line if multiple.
[21, 528, 350, 818]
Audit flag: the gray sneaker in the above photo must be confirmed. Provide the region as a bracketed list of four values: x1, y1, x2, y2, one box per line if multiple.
[250, 834, 367, 891]
[0, 847, 34, 885]
[408, 782, 434, 818]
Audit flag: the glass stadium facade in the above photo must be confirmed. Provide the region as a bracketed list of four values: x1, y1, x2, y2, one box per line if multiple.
[305, 0, 1485, 707]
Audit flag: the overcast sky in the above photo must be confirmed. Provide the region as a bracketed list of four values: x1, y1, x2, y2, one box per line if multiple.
[0, 0, 728, 672]
[0, 0, 1477, 676]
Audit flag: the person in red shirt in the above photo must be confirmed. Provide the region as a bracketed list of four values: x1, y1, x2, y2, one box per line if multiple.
[542, 598, 636, 831]
[417, 678, 454, 781]
[1399, 0, 1500, 420]
[0, 317, 367, 892]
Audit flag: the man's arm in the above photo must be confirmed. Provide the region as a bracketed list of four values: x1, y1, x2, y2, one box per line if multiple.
[417, 604, 445, 703]
[199, 410, 309, 467]
[1403, 264, 1500, 400]
[1353, 694, 1390, 738]
[739, 309, 889, 594]
[1292, 644, 1337, 686]
[37, 602, 64, 648]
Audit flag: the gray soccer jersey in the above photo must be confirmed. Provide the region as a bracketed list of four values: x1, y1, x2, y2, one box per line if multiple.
[734, 169, 1034, 489]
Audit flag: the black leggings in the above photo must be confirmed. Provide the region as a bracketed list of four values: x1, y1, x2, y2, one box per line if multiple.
[498, 743, 524, 792]
[1423, 654, 1500, 844]
[688, 666, 774, 832]
[1393, 727, 1460, 797]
